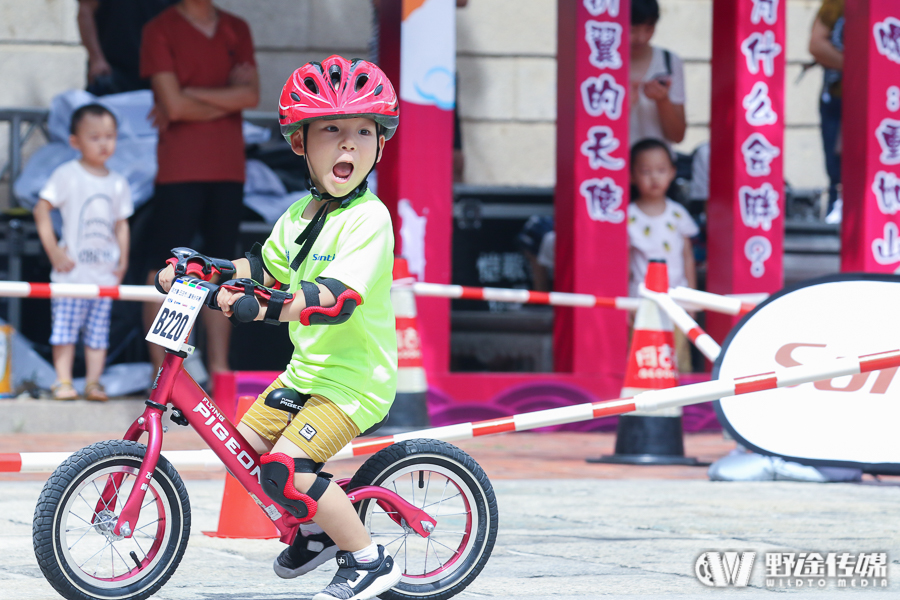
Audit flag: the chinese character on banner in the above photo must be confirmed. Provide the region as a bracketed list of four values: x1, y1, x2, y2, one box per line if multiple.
[739, 183, 780, 230]
[741, 31, 782, 77]
[585, 21, 623, 69]
[580, 74, 626, 118]
[583, 0, 619, 17]
[581, 126, 625, 170]
[874, 17, 900, 65]
[872, 221, 900, 265]
[876, 118, 900, 165]
[744, 236, 772, 278]
[580, 177, 625, 223]
[741, 133, 781, 176]
[750, 0, 779, 26]
[742, 82, 778, 125]
[476, 253, 502, 283]
[873, 171, 900, 215]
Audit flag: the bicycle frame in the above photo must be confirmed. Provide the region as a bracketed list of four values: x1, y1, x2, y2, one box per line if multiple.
[108, 350, 436, 545]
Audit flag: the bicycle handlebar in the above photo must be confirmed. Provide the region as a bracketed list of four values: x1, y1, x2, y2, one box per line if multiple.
[154, 269, 260, 324]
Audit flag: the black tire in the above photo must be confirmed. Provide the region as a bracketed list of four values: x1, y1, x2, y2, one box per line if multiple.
[347, 439, 498, 600]
[33, 440, 191, 600]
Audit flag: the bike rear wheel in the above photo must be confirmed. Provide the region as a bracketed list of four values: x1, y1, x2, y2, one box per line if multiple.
[33, 440, 191, 600]
[348, 439, 498, 600]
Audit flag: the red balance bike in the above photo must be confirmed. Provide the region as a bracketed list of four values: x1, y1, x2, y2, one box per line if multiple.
[32, 274, 498, 600]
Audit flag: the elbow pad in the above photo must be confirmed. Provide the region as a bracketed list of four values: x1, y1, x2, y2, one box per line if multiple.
[299, 277, 361, 326]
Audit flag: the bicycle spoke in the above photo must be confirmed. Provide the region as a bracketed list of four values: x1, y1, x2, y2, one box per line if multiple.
[427, 537, 446, 569]
[420, 471, 432, 509]
[429, 537, 462, 556]
[376, 532, 406, 548]
[68, 511, 94, 528]
[423, 490, 461, 510]
[430, 511, 469, 517]
[81, 488, 101, 515]
[111, 542, 130, 576]
[135, 518, 161, 532]
[409, 472, 415, 506]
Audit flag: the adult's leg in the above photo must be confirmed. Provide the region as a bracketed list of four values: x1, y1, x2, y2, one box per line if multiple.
[142, 183, 206, 373]
[819, 96, 843, 211]
[197, 182, 244, 375]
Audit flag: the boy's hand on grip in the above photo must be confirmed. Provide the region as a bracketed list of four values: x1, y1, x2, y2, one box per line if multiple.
[156, 264, 176, 293]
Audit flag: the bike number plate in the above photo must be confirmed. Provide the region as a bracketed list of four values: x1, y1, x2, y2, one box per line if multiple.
[145, 278, 209, 352]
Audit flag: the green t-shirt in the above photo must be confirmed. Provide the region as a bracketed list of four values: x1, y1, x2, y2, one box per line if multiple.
[261, 191, 397, 431]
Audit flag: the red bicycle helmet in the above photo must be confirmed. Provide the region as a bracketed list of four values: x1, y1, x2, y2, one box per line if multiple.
[278, 55, 399, 142]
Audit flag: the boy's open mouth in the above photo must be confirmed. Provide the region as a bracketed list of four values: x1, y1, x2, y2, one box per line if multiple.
[332, 162, 354, 183]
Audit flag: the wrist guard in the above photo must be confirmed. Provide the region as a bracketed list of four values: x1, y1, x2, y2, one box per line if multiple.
[245, 242, 284, 289]
[219, 278, 294, 325]
[299, 277, 361, 326]
[166, 247, 236, 282]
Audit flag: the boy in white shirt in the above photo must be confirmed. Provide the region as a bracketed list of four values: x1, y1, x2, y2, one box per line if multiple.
[34, 104, 133, 401]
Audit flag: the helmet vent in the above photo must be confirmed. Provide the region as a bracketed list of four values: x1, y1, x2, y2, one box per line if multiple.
[374, 84, 383, 96]
[303, 78, 319, 95]
[290, 92, 301, 102]
[328, 64, 342, 89]
[355, 74, 369, 92]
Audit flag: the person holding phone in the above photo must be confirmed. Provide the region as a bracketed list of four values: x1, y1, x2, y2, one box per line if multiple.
[629, 0, 687, 150]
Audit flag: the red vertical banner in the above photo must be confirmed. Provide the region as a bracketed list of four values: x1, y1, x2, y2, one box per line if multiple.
[841, 0, 900, 272]
[707, 0, 785, 342]
[378, 0, 456, 375]
[554, 0, 629, 376]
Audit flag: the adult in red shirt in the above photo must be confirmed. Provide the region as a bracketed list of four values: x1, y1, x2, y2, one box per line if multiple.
[140, 0, 259, 376]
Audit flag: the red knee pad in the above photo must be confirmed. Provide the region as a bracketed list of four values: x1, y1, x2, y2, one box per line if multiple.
[260, 452, 321, 520]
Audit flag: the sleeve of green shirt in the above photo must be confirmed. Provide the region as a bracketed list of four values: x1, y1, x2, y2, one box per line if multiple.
[262, 211, 291, 285]
[319, 202, 394, 301]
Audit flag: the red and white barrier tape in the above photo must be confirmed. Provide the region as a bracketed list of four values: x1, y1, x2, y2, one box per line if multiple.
[641, 287, 722, 361]
[5, 348, 898, 473]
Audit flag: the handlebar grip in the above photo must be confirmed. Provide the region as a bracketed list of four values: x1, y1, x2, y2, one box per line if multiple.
[154, 269, 167, 294]
[231, 294, 260, 323]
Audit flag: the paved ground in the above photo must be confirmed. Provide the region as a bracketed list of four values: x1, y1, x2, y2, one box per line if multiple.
[2, 429, 900, 598]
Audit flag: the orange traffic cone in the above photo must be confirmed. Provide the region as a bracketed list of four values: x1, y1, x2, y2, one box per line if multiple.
[383, 257, 430, 433]
[203, 395, 279, 539]
[588, 259, 702, 465]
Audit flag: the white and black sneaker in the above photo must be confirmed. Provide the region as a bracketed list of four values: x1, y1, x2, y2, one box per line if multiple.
[273, 531, 338, 579]
[312, 545, 402, 600]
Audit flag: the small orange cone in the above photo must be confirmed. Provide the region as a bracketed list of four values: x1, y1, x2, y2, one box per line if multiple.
[384, 257, 430, 433]
[588, 259, 703, 465]
[203, 395, 279, 539]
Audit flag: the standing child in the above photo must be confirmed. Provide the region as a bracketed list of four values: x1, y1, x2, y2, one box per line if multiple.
[628, 138, 698, 370]
[157, 56, 401, 600]
[34, 104, 132, 401]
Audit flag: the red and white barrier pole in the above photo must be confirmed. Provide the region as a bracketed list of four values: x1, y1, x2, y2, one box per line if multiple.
[0, 281, 163, 302]
[409, 281, 641, 310]
[4, 348, 900, 473]
[0, 279, 762, 316]
[0, 449, 223, 473]
[668, 286, 762, 317]
[641, 286, 722, 362]
[332, 348, 900, 459]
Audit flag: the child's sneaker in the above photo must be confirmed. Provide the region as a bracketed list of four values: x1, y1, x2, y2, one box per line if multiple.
[273, 531, 338, 578]
[312, 545, 402, 600]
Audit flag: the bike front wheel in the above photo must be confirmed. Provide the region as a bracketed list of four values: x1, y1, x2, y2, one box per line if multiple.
[348, 439, 498, 600]
[33, 440, 191, 600]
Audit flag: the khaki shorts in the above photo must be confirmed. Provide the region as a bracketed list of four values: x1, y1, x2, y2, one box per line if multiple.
[240, 378, 360, 463]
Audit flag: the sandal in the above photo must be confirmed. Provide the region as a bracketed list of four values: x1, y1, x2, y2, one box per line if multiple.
[84, 381, 109, 402]
[52, 381, 78, 401]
